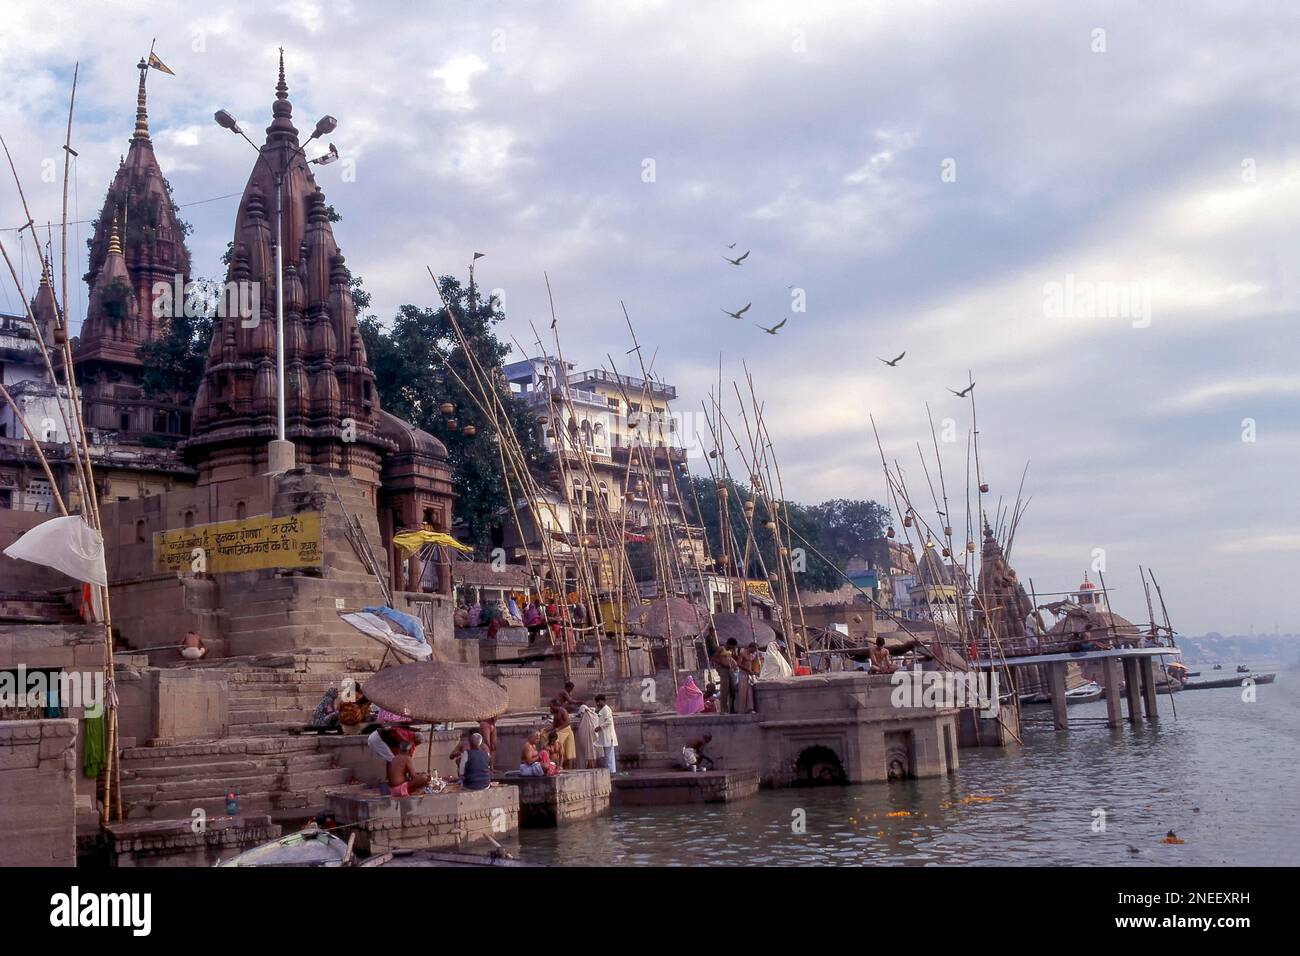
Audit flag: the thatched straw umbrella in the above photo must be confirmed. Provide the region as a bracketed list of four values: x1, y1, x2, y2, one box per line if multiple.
[624, 596, 706, 639]
[709, 611, 776, 649]
[364, 661, 510, 776]
[364, 661, 509, 723]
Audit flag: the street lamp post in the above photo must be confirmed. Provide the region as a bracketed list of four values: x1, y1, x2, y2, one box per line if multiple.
[214, 108, 337, 473]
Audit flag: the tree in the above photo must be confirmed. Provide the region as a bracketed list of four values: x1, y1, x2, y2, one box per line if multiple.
[137, 300, 213, 407]
[682, 476, 888, 592]
[360, 275, 552, 551]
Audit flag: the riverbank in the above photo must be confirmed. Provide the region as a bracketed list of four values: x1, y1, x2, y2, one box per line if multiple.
[511, 667, 1298, 866]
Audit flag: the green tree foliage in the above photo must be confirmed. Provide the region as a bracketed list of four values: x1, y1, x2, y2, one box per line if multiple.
[137, 301, 213, 405]
[681, 476, 888, 592]
[359, 275, 552, 551]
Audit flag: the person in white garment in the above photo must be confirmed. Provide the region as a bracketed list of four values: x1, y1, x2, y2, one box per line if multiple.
[593, 694, 619, 774]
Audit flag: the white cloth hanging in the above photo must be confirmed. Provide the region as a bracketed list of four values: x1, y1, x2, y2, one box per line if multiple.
[3, 515, 107, 586]
[758, 643, 793, 680]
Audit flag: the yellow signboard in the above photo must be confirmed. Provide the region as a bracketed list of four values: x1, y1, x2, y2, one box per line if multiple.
[744, 579, 772, 599]
[154, 512, 323, 574]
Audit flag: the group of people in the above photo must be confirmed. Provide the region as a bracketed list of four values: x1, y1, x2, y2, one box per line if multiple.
[710, 638, 763, 713]
[454, 592, 591, 651]
[517, 683, 619, 775]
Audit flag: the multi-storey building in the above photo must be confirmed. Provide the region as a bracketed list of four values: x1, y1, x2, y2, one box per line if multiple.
[502, 355, 708, 595]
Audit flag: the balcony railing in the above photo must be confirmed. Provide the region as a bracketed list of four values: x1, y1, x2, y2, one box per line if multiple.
[572, 367, 677, 401]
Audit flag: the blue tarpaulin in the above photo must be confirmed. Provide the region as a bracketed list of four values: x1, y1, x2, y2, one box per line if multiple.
[361, 605, 427, 645]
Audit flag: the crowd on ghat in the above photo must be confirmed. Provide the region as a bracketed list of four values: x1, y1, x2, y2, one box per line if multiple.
[453, 593, 590, 648]
[303, 618, 907, 792]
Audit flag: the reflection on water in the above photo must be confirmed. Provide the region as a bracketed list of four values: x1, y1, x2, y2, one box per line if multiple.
[517, 668, 1299, 866]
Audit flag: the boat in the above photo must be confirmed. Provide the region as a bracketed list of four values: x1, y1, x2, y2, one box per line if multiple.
[1236, 664, 1249, 673]
[1184, 672, 1276, 691]
[1213, 663, 1223, 670]
[216, 824, 352, 867]
[1064, 680, 1104, 705]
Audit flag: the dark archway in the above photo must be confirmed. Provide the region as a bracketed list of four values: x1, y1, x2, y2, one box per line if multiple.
[793, 745, 846, 786]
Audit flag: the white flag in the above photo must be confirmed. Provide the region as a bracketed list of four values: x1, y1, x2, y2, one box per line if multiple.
[3, 515, 107, 586]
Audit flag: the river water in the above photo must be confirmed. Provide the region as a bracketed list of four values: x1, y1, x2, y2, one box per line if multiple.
[515, 665, 1299, 866]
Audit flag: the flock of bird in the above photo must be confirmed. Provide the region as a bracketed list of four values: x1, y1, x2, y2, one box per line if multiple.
[719, 242, 975, 397]
[719, 243, 787, 335]
[878, 352, 976, 398]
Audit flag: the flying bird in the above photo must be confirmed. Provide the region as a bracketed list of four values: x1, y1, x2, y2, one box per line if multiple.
[727, 242, 737, 249]
[948, 382, 976, 398]
[723, 250, 751, 266]
[878, 351, 905, 367]
[757, 317, 787, 335]
[722, 303, 752, 320]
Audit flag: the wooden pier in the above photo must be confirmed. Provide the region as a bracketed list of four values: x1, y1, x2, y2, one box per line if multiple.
[973, 646, 1178, 731]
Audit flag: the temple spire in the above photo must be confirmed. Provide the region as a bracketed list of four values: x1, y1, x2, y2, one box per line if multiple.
[267, 47, 299, 144]
[132, 58, 150, 141]
[108, 215, 123, 256]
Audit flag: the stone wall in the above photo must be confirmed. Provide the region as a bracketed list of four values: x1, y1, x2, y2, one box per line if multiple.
[326, 786, 519, 853]
[484, 666, 542, 713]
[0, 719, 78, 866]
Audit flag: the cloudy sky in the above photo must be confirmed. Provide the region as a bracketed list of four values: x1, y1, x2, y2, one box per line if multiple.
[1, 0, 1295, 636]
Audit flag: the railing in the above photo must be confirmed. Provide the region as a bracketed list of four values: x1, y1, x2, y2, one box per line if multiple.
[573, 367, 677, 400]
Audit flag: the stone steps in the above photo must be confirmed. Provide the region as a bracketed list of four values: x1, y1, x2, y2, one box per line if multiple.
[122, 767, 354, 805]
[123, 782, 359, 822]
[117, 731, 367, 822]
[228, 691, 328, 709]
[122, 753, 336, 780]
[229, 707, 315, 725]
[119, 736, 323, 767]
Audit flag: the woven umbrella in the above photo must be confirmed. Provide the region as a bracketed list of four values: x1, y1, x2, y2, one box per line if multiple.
[363, 661, 509, 723]
[709, 611, 777, 649]
[624, 596, 706, 639]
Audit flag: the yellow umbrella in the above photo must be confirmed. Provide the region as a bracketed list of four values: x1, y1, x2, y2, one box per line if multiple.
[392, 530, 474, 555]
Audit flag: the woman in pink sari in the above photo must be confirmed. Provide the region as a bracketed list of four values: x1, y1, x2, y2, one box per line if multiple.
[676, 675, 705, 715]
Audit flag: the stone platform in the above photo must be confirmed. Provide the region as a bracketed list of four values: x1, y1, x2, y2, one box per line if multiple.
[105, 814, 282, 867]
[611, 768, 760, 806]
[326, 785, 519, 854]
[494, 768, 610, 826]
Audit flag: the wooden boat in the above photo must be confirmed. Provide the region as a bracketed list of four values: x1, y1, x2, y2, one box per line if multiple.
[1020, 681, 1104, 706]
[216, 824, 351, 867]
[1184, 672, 1276, 691]
[1064, 681, 1103, 705]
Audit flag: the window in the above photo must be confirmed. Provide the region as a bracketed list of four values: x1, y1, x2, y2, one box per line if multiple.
[235, 501, 247, 520]
[183, 510, 195, 529]
[135, 519, 147, 543]
[120, 413, 130, 431]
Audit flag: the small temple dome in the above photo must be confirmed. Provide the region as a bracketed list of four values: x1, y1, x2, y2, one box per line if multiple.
[377, 409, 448, 460]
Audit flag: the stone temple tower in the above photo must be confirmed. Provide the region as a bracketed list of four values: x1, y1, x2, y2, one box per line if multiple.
[184, 55, 389, 489]
[75, 58, 193, 439]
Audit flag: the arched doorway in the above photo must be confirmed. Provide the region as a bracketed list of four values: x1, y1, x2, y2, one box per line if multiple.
[793, 745, 846, 786]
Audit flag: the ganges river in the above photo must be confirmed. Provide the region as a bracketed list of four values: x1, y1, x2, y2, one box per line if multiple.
[511, 665, 1299, 866]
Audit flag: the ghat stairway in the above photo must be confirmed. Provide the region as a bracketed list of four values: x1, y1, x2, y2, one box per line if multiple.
[117, 652, 378, 824]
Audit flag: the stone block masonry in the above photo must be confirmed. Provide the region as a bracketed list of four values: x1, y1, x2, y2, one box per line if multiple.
[326, 785, 519, 854]
[496, 768, 611, 826]
[0, 719, 77, 866]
